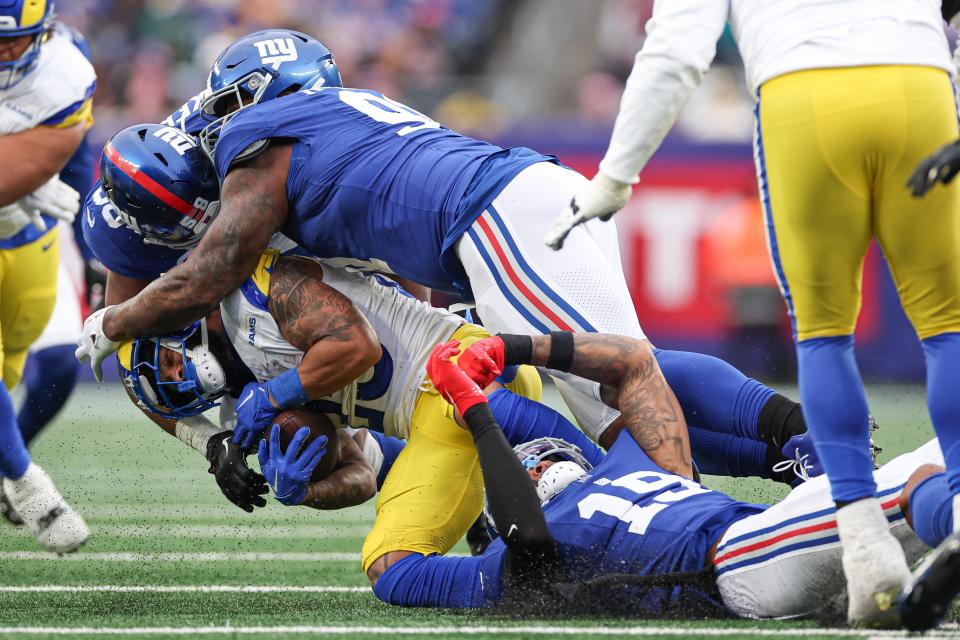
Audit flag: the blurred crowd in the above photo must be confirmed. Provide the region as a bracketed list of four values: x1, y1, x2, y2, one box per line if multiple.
[55, 0, 755, 146]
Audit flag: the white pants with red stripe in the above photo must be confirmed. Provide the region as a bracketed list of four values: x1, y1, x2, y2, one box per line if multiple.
[714, 439, 943, 619]
[456, 162, 644, 440]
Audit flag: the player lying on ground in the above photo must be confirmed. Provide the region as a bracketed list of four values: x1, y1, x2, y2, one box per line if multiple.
[345, 335, 956, 625]
[123, 234, 828, 570]
[83, 29, 827, 454]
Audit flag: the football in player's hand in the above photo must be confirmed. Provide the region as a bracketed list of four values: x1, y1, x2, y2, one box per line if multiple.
[270, 409, 339, 481]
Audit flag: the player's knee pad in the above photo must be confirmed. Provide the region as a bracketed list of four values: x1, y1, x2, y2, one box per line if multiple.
[909, 471, 954, 548]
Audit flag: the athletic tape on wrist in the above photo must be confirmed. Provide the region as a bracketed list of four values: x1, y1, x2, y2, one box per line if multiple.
[546, 331, 575, 372]
[175, 415, 222, 455]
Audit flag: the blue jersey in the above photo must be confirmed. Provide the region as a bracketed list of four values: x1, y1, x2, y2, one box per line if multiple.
[82, 92, 208, 279]
[374, 429, 767, 609]
[214, 88, 556, 293]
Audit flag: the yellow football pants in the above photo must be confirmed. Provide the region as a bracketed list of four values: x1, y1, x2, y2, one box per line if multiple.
[0, 227, 59, 389]
[361, 323, 542, 571]
[757, 65, 960, 341]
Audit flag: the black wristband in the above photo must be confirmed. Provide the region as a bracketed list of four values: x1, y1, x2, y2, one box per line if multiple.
[546, 331, 575, 372]
[497, 333, 533, 366]
[463, 403, 499, 440]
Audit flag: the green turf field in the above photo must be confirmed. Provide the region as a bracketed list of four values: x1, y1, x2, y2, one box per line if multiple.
[0, 382, 957, 639]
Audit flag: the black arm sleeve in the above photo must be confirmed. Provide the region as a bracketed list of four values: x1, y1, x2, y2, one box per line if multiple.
[461, 403, 560, 597]
[944, 0, 960, 20]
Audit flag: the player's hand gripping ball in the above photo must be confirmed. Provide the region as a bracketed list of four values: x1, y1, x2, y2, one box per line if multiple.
[258, 418, 331, 506]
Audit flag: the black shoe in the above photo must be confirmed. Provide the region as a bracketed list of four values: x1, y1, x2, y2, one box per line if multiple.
[466, 513, 493, 556]
[898, 530, 960, 631]
[0, 489, 24, 527]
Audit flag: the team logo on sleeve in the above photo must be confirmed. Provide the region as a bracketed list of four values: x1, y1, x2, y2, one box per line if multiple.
[253, 38, 298, 70]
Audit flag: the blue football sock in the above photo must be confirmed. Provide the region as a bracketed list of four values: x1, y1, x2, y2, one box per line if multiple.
[796, 335, 874, 503]
[0, 383, 30, 479]
[362, 429, 406, 491]
[688, 426, 769, 478]
[487, 388, 604, 467]
[922, 333, 960, 495]
[655, 349, 774, 440]
[909, 472, 954, 548]
[17, 345, 80, 446]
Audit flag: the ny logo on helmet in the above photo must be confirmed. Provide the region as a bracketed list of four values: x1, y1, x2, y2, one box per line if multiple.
[153, 126, 198, 157]
[253, 38, 298, 71]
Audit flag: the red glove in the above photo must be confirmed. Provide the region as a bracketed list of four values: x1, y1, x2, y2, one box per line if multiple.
[427, 340, 488, 415]
[457, 336, 505, 388]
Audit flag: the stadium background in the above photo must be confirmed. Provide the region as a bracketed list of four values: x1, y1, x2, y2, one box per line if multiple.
[0, 2, 952, 637]
[58, 0, 924, 383]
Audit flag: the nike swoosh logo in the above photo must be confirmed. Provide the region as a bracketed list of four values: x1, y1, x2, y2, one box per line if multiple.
[41, 240, 55, 252]
[506, 524, 518, 539]
[236, 390, 256, 410]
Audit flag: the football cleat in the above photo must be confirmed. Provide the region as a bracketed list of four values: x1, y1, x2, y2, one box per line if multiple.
[897, 530, 960, 631]
[3, 464, 88, 554]
[836, 497, 911, 628]
[0, 485, 24, 527]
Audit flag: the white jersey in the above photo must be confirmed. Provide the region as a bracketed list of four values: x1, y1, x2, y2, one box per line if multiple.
[0, 24, 95, 134]
[219, 250, 463, 439]
[599, 0, 951, 184]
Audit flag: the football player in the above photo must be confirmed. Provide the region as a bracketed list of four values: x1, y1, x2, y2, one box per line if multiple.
[544, 0, 959, 627]
[80, 30, 808, 460]
[122, 239, 821, 572]
[0, 0, 92, 552]
[78, 30, 343, 512]
[9, 21, 95, 526]
[355, 335, 954, 626]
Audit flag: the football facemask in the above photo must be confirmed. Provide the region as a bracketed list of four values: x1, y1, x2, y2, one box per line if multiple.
[117, 319, 227, 419]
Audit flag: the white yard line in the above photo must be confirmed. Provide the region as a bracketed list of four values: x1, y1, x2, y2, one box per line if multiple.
[0, 551, 471, 562]
[92, 524, 371, 538]
[0, 585, 368, 593]
[0, 551, 361, 562]
[0, 625, 957, 637]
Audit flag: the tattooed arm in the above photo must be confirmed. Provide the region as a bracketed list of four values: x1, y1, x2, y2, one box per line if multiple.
[529, 334, 692, 479]
[269, 255, 382, 399]
[101, 144, 293, 341]
[302, 431, 377, 510]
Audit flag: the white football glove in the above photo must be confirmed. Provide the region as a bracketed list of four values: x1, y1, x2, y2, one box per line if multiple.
[0, 202, 43, 237]
[544, 172, 633, 251]
[74, 306, 120, 383]
[19, 176, 80, 225]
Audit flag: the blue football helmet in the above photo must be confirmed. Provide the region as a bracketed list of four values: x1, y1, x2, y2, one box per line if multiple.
[0, 0, 56, 89]
[100, 123, 220, 249]
[199, 29, 341, 160]
[117, 320, 227, 419]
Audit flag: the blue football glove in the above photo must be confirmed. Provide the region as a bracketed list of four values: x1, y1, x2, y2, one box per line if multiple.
[257, 424, 328, 506]
[233, 382, 280, 448]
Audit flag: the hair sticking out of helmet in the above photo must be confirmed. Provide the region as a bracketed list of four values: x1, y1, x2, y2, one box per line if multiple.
[100, 123, 221, 249]
[0, 0, 55, 89]
[198, 28, 341, 160]
[117, 320, 227, 419]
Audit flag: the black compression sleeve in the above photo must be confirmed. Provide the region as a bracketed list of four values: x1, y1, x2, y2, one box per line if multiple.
[497, 334, 533, 366]
[462, 403, 561, 601]
[461, 404, 551, 551]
